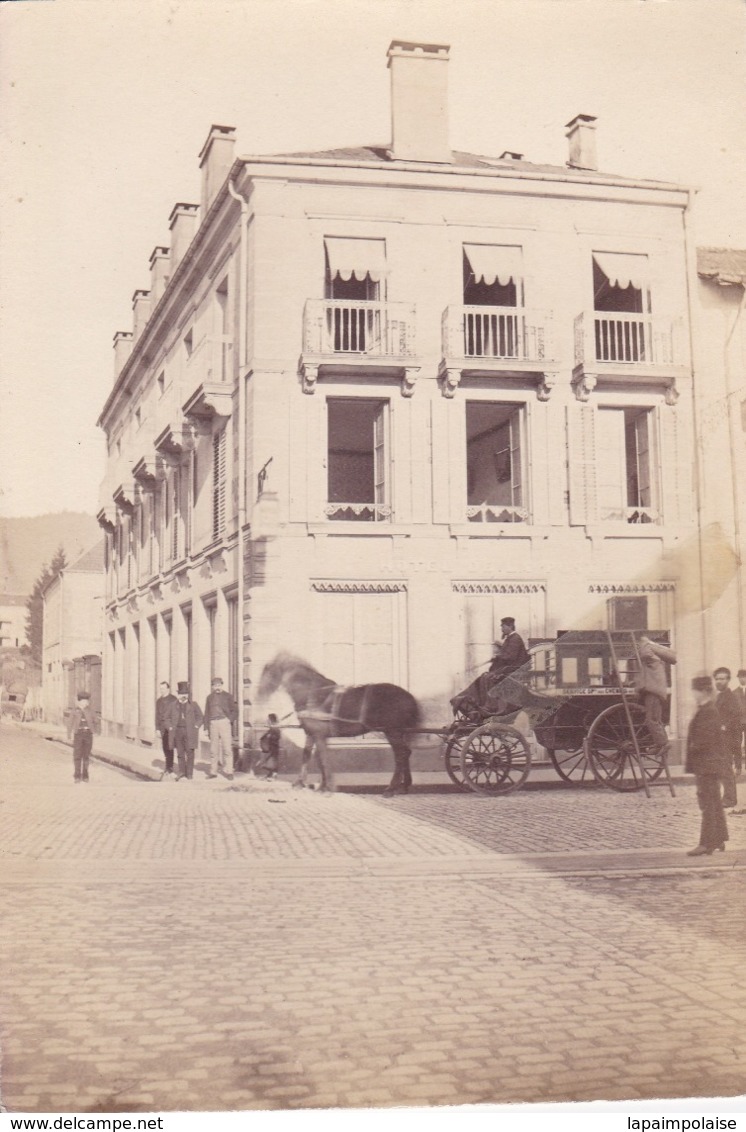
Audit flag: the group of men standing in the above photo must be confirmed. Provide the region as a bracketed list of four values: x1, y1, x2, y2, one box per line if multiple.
[154, 678, 237, 781]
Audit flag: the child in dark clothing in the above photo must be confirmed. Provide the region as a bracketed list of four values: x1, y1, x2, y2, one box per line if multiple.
[70, 690, 95, 783]
[256, 713, 281, 779]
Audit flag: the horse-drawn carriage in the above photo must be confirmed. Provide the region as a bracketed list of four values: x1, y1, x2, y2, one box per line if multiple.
[444, 629, 675, 798]
[259, 629, 676, 799]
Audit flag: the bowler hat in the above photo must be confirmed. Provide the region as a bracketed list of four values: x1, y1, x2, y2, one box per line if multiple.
[691, 674, 713, 692]
[77, 690, 91, 701]
[738, 669, 746, 678]
[177, 681, 189, 695]
[501, 617, 515, 627]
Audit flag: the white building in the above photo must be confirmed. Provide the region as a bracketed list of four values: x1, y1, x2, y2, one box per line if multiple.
[42, 542, 105, 727]
[0, 595, 27, 650]
[97, 41, 701, 755]
[693, 248, 746, 674]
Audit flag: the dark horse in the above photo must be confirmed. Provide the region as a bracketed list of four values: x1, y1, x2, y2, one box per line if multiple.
[258, 652, 421, 796]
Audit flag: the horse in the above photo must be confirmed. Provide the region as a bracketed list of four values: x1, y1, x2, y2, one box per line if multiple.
[258, 652, 421, 796]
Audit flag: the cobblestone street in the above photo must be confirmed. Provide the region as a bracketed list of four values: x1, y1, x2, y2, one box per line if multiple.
[1, 723, 745, 1113]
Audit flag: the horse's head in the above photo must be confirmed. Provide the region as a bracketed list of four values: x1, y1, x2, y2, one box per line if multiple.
[258, 652, 334, 710]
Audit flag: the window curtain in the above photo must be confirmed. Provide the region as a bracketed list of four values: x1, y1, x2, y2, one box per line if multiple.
[463, 244, 522, 286]
[325, 237, 387, 282]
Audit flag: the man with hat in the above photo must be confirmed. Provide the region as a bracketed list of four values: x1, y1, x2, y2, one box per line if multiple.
[165, 682, 204, 781]
[155, 680, 178, 776]
[685, 674, 730, 856]
[735, 668, 746, 775]
[70, 690, 96, 783]
[203, 677, 238, 780]
[713, 666, 742, 810]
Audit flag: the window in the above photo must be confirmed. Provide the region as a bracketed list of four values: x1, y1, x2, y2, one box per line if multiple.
[204, 598, 218, 682]
[592, 252, 649, 362]
[326, 399, 390, 522]
[608, 596, 648, 630]
[157, 371, 165, 396]
[597, 407, 657, 523]
[171, 469, 181, 561]
[463, 245, 522, 358]
[324, 238, 386, 352]
[465, 402, 526, 522]
[318, 588, 401, 685]
[226, 591, 238, 704]
[212, 428, 227, 539]
[184, 329, 194, 357]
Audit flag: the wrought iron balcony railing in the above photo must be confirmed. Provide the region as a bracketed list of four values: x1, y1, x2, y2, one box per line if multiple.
[574, 312, 683, 368]
[442, 305, 552, 363]
[303, 300, 416, 358]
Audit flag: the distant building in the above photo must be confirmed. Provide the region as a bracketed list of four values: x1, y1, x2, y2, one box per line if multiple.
[694, 248, 746, 671]
[42, 542, 105, 727]
[0, 594, 27, 650]
[97, 40, 701, 754]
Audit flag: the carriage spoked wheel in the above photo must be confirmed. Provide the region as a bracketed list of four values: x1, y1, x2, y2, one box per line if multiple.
[443, 725, 473, 789]
[459, 723, 532, 796]
[586, 702, 667, 792]
[548, 746, 594, 784]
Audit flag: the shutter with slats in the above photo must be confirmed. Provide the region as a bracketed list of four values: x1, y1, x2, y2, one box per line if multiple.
[213, 429, 227, 539]
[567, 403, 598, 526]
[659, 404, 693, 526]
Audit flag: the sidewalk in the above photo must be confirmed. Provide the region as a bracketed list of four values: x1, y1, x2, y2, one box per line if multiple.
[13, 716, 692, 791]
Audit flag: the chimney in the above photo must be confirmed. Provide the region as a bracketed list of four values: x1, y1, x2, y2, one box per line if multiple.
[198, 124, 237, 217]
[168, 203, 199, 269]
[113, 331, 134, 377]
[387, 41, 452, 164]
[149, 246, 170, 306]
[565, 114, 598, 171]
[132, 290, 152, 341]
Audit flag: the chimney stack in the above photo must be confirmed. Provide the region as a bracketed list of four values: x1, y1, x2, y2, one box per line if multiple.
[565, 114, 598, 171]
[168, 203, 199, 269]
[198, 124, 237, 217]
[132, 290, 152, 341]
[387, 41, 452, 164]
[149, 246, 170, 306]
[113, 331, 134, 377]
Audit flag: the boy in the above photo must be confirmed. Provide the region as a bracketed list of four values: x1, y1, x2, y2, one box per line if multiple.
[256, 713, 281, 779]
[70, 690, 95, 783]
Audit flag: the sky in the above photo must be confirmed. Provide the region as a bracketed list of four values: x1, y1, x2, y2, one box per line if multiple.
[1, 0, 744, 518]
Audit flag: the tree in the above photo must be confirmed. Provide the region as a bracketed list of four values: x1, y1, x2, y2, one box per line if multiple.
[26, 546, 66, 664]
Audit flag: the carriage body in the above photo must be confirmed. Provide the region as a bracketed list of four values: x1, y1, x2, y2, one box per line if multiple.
[450, 629, 673, 794]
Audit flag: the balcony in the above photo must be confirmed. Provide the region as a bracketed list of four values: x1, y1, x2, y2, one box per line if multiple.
[573, 312, 688, 399]
[299, 299, 419, 395]
[181, 334, 234, 422]
[439, 305, 555, 398]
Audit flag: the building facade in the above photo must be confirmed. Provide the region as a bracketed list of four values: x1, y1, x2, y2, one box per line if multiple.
[42, 543, 105, 728]
[97, 41, 703, 753]
[0, 594, 27, 650]
[693, 248, 746, 673]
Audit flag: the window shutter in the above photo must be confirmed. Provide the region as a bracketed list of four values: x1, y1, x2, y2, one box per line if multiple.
[213, 429, 227, 539]
[659, 405, 692, 526]
[567, 403, 598, 526]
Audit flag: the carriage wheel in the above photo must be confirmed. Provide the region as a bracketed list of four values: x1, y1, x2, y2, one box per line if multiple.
[586, 702, 667, 792]
[459, 724, 532, 796]
[548, 746, 595, 785]
[444, 727, 471, 789]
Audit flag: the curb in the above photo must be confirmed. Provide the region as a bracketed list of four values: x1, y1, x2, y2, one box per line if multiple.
[40, 732, 163, 782]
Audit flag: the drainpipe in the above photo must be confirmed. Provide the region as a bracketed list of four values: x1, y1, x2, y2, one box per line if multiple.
[723, 280, 746, 663]
[227, 171, 250, 756]
[682, 189, 709, 670]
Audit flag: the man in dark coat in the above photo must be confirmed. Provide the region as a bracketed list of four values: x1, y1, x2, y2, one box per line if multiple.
[713, 666, 741, 811]
[155, 680, 178, 776]
[70, 690, 96, 783]
[165, 682, 204, 781]
[450, 617, 530, 716]
[735, 668, 746, 775]
[685, 674, 730, 856]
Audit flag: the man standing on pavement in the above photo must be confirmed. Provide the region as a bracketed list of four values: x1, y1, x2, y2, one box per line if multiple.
[203, 677, 238, 780]
[166, 682, 204, 782]
[634, 634, 677, 753]
[70, 690, 96, 783]
[734, 668, 746, 775]
[713, 667, 742, 812]
[155, 680, 177, 776]
[685, 674, 730, 856]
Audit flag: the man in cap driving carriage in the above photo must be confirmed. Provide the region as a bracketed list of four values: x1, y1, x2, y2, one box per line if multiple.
[450, 617, 530, 718]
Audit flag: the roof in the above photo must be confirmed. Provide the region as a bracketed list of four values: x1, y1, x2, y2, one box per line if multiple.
[67, 540, 106, 574]
[697, 247, 746, 285]
[261, 144, 683, 188]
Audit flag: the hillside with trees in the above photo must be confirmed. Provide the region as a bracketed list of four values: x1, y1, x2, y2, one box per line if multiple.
[0, 512, 100, 595]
